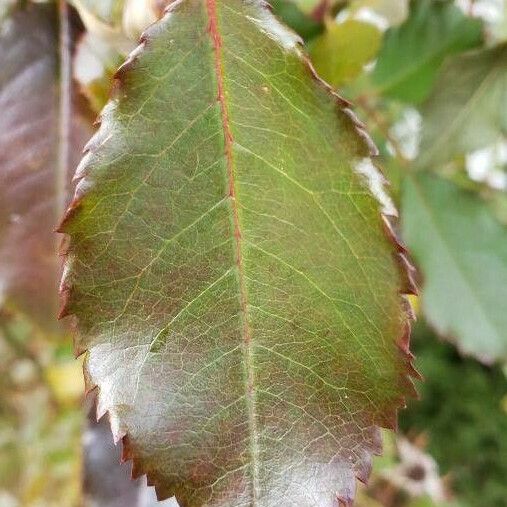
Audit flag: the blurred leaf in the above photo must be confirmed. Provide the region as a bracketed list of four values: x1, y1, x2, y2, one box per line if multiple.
[122, 0, 159, 39]
[350, 0, 409, 26]
[70, 0, 125, 26]
[401, 323, 507, 507]
[71, 0, 168, 43]
[372, 0, 483, 104]
[69, 0, 132, 54]
[419, 44, 507, 168]
[0, 2, 93, 332]
[45, 358, 85, 405]
[310, 20, 381, 87]
[74, 32, 123, 113]
[0, 315, 83, 506]
[402, 173, 507, 363]
[269, 0, 323, 40]
[59, 1, 416, 504]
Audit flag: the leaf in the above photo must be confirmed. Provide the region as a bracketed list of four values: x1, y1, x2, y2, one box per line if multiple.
[74, 31, 124, 113]
[310, 20, 381, 87]
[402, 173, 507, 363]
[60, 1, 416, 504]
[418, 44, 507, 168]
[0, 2, 92, 332]
[269, 0, 323, 40]
[71, 0, 165, 42]
[371, 0, 483, 104]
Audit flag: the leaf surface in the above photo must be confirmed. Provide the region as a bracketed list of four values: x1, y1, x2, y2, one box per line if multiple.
[61, 1, 416, 505]
[371, 0, 483, 104]
[0, 2, 92, 332]
[419, 44, 507, 168]
[402, 173, 507, 363]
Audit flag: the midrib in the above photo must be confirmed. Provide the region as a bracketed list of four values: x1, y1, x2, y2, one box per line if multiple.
[205, 0, 260, 503]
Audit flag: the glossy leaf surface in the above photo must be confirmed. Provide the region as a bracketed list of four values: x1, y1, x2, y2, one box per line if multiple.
[61, 1, 415, 505]
[402, 174, 507, 363]
[372, 0, 483, 104]
[0, 2, 91, 332]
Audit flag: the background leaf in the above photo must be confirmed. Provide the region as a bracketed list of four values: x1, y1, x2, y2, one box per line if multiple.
[269, 0, 324, 40]
[61, 1, 415, 504]
[0, 1, 92, 332]
[310, 20, 381, 87]
[402, 173, 507, 363]
[371, 0, 483, 104]
[418, 44, 507, 168]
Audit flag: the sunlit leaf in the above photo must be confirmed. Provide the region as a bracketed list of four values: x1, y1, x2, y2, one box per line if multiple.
[310, 20, 381, 87]
[60, 0, 416, 504]
[402, 173, 507, 363]
[0, 2, 92, 332]
[418, 44, 507, 168]
[372, 0, 483, 104]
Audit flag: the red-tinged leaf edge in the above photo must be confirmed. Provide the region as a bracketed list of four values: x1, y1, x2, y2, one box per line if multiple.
[57, 1, 420, 503]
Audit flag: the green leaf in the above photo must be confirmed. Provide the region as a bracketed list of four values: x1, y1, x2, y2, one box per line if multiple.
[372, 0, 483, 104]
[269, 0, 323, 40]
[419, 44, 507, 168]
[310, 20, 381, 87]
[74, 32, 124, 113]
[60, 1, 416, 504]
[0, 2, 92, 332]
[402, 173, 507, 363]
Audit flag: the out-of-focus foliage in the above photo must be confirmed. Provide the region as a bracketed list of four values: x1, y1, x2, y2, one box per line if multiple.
[419, 44, 507, 168]
[310, 19, 381, 86]
[401, 324, 507, 507]
[402, 174, 507, 363]
[371, 0, 483, 103]
[0, 312, 83, 507]
[269, 0, 324, 39]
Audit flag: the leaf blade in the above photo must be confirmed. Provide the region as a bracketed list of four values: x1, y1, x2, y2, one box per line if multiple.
[61, 1, 416, 504]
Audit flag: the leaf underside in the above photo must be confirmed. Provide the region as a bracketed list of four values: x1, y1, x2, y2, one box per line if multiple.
[60, 1, 416, 505]
[0, 2, 91, 331]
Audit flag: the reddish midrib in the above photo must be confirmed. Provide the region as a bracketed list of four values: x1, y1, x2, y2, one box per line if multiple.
[205, 0, 260, 501]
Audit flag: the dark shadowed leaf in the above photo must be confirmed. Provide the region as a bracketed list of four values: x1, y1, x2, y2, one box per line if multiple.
[372, 0, 483, 104]
[419, 44, 507, 168]
[60, 1, 416, 505]
[402, 173, 507, 363]
[0, 2, 92, 332]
